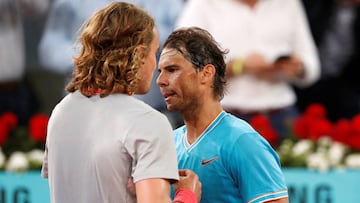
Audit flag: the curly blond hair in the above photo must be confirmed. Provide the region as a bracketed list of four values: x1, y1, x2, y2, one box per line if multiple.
[66, 2, 155, 97]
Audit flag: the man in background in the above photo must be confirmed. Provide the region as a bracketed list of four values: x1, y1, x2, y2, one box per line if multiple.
[296, 0, 360, 121]
[0, 0, 49, 124]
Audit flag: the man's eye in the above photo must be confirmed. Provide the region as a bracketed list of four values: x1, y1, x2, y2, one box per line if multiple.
[168, 68, 176, 72]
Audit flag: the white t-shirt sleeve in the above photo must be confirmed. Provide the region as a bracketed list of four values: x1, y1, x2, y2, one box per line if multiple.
[291, 0, 320, 86]
[125, 111, 179, 183]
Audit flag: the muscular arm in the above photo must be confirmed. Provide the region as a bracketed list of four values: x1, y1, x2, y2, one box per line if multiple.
[136, 178, 173, 203]
[135, 169, 201, 203]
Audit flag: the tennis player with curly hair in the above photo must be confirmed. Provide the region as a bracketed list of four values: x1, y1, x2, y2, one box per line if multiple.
[41, 2, 201, 203]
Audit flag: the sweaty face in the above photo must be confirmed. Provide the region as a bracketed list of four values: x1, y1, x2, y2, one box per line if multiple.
[136, 28, 159, 94]
[157, 48, 201, 112]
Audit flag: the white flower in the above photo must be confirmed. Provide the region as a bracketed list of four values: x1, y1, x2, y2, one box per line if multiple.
[27, 149, 45, 169]
[5, 152, 29, 172]
[27, 149, 44, 164]
[317, 136, 332, 148]
[345, 154, 360, 169]
[278, 139, 294, 154]
[328, 142, 348, 166]
[292, 139, 314, 156]
[307, 152, 330, 172]
[0, 148, 5, 168]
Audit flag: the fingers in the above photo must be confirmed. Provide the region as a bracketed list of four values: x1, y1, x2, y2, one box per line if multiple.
[175, 169, 202, 202]
[178, 169, 191, 177]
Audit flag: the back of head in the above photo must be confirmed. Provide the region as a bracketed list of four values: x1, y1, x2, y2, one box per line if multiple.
[66, 2, 155, 97]
[163, 27, 228, 100]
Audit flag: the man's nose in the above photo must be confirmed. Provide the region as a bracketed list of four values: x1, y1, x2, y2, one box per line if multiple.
[156, 72, 167, 87]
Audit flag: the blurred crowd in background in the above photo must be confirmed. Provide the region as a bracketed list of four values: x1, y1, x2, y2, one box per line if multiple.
[1, 0, 359, 136]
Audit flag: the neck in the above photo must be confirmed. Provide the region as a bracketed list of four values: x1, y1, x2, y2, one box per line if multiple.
[182, 101, 223, 144]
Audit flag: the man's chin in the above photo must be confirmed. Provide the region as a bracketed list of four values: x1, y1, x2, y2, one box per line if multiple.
[166, 104, 177, 112]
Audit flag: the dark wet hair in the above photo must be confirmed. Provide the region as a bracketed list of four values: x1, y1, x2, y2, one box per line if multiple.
[163, 27, 228, 100]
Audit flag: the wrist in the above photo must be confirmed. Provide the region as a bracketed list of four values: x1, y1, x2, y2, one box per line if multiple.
[173, 188, 197, 203]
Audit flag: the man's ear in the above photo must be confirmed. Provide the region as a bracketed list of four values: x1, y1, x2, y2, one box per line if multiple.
[200, 64, 216, 84]
[135, 45, 146, 64]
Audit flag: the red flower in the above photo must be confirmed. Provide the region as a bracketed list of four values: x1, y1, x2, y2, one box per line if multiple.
[351, 114, 360, 135]
[343, 114, 360, 150]
[260, 129, 279, 147]
[294, 103, 332, 141]
[250, 115, 279, 147]
[332, 119, 351, 143]
[293, 115, 311, 139]
[308, 119, 333, 142]
[304, 103, 327, 119]
[0, 112, 17, 146]
[0, 122, 9, 146]
[347, 136, 360, 151]
[250, 114, 272, 128]
[0, 112, 18, 130]
[28, 114, 49, 142]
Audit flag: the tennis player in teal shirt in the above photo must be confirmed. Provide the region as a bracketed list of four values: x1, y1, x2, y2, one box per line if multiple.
[157, 27, 289, 203]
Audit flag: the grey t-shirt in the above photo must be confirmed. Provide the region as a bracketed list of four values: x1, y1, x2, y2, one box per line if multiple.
[42, 91, 179, 202]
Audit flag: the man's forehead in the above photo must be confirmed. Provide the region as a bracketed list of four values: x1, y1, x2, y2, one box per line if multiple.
[160, 48, 179, 58]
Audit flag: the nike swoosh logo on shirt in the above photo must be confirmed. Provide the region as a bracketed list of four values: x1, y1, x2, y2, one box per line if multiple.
[201, 156, 218, 166]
